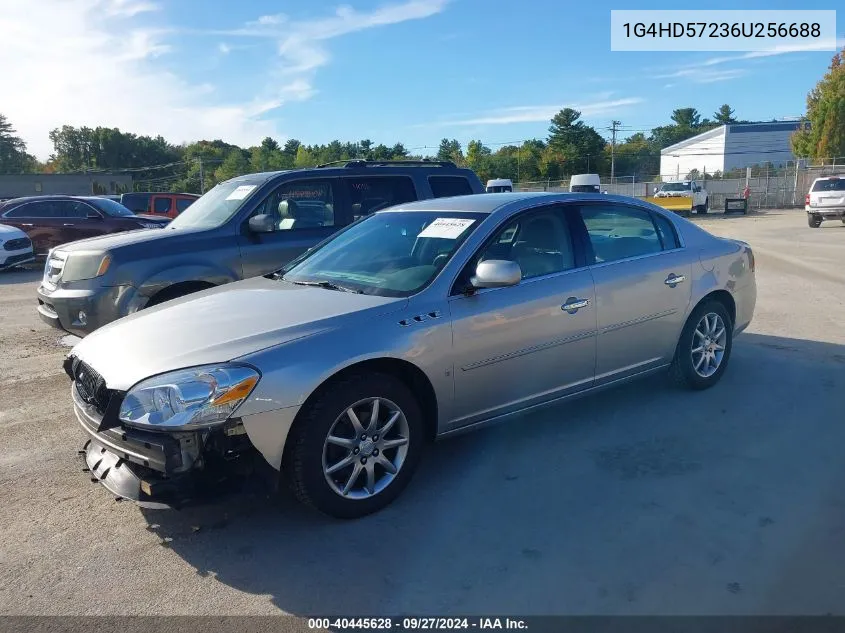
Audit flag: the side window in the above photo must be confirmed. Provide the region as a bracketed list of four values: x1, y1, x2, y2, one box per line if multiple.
[652, 213, 680, 249]
[175, 198, 194, 214]
[345, 176, 417, 221]
[253, 180, 335, 231]
[429, 176, 473, 198]
[455, 207, 575, 292]
[153, 197, 172, 214]
[580, 204, 662, 264]
[3, 203, 41, 218]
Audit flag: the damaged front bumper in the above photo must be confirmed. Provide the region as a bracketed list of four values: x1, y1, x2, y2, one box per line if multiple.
[71, 380, 262, 509]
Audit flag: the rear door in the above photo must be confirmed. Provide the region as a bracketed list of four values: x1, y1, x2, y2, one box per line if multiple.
[810, 177, 845, 210]
[342, 175, 417, 222]
[577, 202, 692, 385]
[237, 178, 343, 278]
[0, 201, 65, 254]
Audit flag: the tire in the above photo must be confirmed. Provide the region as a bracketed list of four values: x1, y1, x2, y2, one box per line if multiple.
[840, 218, 845, 225]
[284, 372, 424, 519]
[669, 300, 733, 390]
[808, 215, 822, 228]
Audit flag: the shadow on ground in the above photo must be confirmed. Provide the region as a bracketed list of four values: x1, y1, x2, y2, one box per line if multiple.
[140, 332, 845, 615]
[0, 267, 42, 285]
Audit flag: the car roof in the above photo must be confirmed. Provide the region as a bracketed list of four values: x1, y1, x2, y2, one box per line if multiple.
[223, 163, 478, 186]
[381, 192, 662, 217]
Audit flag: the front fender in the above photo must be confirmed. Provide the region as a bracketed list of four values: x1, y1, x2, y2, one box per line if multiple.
[136, 264, 240, 301]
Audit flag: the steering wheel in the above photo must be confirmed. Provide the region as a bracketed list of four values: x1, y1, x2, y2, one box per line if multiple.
[433, 253, 450, 269]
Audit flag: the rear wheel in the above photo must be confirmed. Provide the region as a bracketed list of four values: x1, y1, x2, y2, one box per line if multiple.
[669, 300, 733, 390]
[808, 215, 822, 228]
[284, 372, 424, 519]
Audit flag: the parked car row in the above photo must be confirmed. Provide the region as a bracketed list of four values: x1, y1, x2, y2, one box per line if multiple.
[0, 195, 170, 256]
[44, 160, 757, 519]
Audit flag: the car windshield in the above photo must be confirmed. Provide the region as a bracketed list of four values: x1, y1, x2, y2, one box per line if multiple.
[812, 178, 845, 192]
[281, 210, 486, 297]
[167, 180, 265, 230]
[661, 182, 692, 192]
[87, 198, 135, 217]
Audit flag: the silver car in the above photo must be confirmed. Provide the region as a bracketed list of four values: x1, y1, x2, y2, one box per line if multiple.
[65, 193, 757, 518]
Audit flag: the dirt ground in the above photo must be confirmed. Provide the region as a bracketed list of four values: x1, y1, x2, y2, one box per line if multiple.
[0, 208, 843, 615]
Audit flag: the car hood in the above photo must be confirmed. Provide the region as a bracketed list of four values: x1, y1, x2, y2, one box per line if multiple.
[53, 226, 200, 254]
[0, 223, 27, 238]
[70, 276, 407, 390]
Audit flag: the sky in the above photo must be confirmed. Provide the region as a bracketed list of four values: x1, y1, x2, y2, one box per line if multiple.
[0, 0, 842, 161]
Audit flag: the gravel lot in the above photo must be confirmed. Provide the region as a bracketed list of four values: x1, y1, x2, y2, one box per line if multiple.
[1, 208, 843, 616]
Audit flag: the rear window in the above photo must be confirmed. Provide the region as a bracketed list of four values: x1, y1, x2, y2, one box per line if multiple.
[121, 193, 151, 213]
[153, 197, 172, 213]
[812, 178, 845, 192]
[344, 176, 417, 221]
[571, 185, 600, 193]
[429, 176, 473, 198]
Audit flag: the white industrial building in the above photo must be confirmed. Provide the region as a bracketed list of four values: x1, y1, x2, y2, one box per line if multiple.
[659, 121, 802, 181]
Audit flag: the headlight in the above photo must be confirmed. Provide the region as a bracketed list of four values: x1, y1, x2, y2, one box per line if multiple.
[118, 364, 260, 430]
[61, 252, 111, 282]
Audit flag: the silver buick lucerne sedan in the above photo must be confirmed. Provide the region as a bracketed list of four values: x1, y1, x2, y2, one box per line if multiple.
[65, 193, 756, 518]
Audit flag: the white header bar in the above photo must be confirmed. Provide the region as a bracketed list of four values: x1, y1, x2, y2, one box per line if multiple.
[610, 10, 837, 52]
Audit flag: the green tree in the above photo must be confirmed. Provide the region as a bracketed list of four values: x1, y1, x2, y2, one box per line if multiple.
[214, 148, 251, 182]
[670, 108, 701, 128]
[713, 104, 737, 125]
[436, 138, 463, 163]
[0, 114, 37, 174]
[792, 47, 845, 160]
[547, 109, 606, 174]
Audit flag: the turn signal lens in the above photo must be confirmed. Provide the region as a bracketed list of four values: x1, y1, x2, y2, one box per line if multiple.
[212, 376, 259, 406]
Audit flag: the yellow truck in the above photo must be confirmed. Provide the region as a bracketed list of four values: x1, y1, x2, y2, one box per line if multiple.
[645, 180, 709, 215]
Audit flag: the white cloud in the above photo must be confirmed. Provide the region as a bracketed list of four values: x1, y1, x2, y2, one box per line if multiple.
[655, 68, 746, 83]
[104, 0, 158, 17]
[428, 98, 644, 126]
[0, 0, 448, 160]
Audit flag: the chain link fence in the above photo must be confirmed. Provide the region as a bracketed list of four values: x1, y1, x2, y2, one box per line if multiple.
[515, 159, 845, 210]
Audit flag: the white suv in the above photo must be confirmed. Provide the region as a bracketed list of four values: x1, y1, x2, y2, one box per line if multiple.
[806, 176, 845, 228]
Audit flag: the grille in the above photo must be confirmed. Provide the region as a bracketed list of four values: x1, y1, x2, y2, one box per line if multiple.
[3, 237, 31, 251]
[73, 360, 111, 415]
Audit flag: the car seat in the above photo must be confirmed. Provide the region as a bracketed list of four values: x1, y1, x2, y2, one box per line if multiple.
[510, 217, 567, 278]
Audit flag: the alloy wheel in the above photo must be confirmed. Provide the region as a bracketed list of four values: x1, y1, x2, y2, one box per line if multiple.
[691, 313, 728, 378]
[322, 397, 410, 500]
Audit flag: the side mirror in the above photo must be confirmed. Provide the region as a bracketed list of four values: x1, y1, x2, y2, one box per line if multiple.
[470, 259, 521, 289]
[249, 214, 275, 233]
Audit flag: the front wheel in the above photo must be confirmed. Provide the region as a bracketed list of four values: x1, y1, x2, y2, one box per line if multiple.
[808, 214, 822, 228]
[669, 301, 733, 390]
[284, 373, 424, 518]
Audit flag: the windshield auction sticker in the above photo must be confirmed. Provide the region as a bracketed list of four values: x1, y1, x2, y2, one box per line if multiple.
[610, 10, 836, 52]
[418, 218, 476, 239]
[226, 185, 257, 201]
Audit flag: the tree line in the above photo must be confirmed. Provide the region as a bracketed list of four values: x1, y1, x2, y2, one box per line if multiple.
[0, 46, 842, 191]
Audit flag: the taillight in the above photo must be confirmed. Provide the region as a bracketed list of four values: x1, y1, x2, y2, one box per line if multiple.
[747, 247, 755, 273]
[805, 193, 810, 206]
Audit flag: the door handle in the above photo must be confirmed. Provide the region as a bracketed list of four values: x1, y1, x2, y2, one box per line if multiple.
[562, 297, 590, 313]
[63, 223, 74, 226]
[665, 274, 685, 286]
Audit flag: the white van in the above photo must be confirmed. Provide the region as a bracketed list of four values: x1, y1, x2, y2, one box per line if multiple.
[569, 174, 601, 193]
[486, 178, 513, 193]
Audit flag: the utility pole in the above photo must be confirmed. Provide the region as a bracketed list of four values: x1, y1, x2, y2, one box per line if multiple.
[610, 120, 620, 184]
[198, 157, 205, 194]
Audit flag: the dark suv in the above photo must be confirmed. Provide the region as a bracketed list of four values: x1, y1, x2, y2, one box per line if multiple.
[0, 195, 169, 256]
[36, 160, 484, 336]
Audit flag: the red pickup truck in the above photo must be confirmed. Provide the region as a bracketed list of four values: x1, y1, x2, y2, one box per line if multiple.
[119, 192, 199, 219]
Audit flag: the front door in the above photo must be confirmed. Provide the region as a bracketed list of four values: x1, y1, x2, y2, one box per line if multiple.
[577, 203, 692, 385]
[447, 205, 597, 428]
[237, 179, 343, 279]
